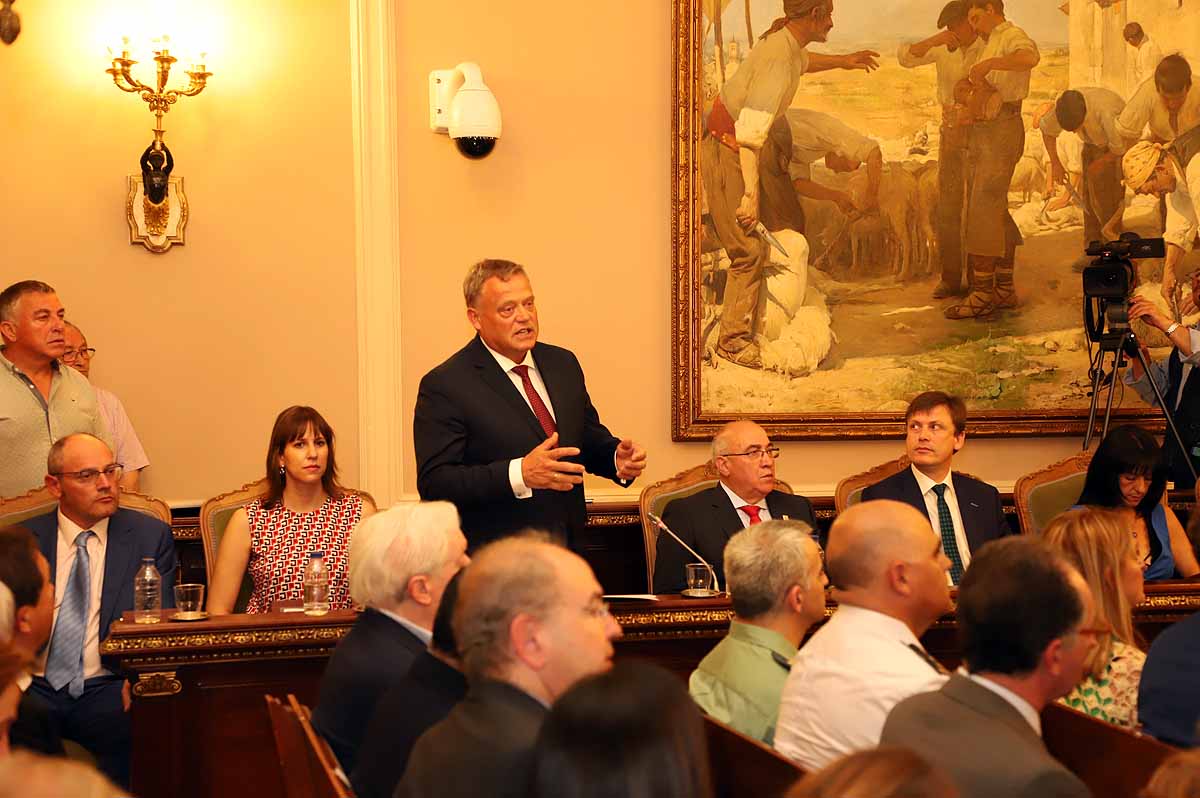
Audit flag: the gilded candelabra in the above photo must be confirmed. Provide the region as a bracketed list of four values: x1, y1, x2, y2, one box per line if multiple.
[106, 39, 212, 144]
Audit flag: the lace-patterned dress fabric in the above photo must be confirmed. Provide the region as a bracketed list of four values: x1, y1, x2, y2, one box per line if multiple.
[1059, 640, 1145, 728]
[243, 493, 364, 613]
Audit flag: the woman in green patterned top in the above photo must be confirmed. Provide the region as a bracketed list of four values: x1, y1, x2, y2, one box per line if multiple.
[1042, 507, 1147, 728]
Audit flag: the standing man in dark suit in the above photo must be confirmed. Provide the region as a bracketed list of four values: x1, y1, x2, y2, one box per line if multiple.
[414, 259, 647, 550]
[881, 537, 1096, 798]
[654, 420, 815, 594]
[24, 433, 176, 788]
[862, 391, 1009, 585]
[397, 535, 621, 798]
[0, 524, 62, 757]
[312, 501, 469, 774]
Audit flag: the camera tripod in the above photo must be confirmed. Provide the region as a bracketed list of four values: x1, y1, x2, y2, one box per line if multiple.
[1083, 330, 1200, 484]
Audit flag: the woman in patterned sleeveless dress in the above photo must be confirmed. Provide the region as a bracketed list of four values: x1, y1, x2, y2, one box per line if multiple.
[1044, 507, 1146, 728]
[209, 406, 375, 614]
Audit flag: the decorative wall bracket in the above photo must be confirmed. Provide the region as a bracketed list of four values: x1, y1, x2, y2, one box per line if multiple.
[126, 174, 188, 253]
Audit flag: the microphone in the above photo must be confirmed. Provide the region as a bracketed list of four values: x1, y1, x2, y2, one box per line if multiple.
[646, 512, 722, 594]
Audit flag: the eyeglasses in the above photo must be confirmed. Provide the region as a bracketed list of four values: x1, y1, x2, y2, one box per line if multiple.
[582, 599, 612, 619]
[721, 446, 782, 460]
[50, 463, 124, 483]
[61, 347, 96, 364]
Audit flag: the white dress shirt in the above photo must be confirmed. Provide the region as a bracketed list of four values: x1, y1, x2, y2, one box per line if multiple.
[967, 672, 1042, 735]
[910, 465, 973, 582]
[1125, 328, 1200, 411]
[718, 481, 771, 527]
[975, 20, 1039, 102]
[34, 512, 112, 681]
[480, 341, 557, 500]
[1132, 37, 1163, 89]
[774, 605, 948, 770]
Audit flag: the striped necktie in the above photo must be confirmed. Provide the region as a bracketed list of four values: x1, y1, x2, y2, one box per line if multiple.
[931, 484, 964, 585]
[45, 530, 94, 698]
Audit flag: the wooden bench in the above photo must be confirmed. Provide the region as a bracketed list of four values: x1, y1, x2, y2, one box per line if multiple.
[264, 694, 352, 798]
[704, 715, 804, 798]
[1044, 703, 1178, 798]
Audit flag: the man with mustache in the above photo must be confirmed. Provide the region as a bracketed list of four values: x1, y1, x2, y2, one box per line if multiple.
[0, 281, 110, 498]
[862, 392, 1009, 586]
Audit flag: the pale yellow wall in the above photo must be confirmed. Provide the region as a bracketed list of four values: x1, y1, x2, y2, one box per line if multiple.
[0, 0, 361, 503]
[2, 1, 1085, 506]
[394, 0, 1083, 500]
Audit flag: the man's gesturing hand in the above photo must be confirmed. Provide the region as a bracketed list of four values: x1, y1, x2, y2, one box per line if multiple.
[615, 439, 647, 481]
[522, 433, 585, 491]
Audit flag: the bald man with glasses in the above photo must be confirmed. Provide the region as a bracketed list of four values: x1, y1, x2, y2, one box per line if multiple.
[22, 433, 175, 788]
[652, 420, 815, 594]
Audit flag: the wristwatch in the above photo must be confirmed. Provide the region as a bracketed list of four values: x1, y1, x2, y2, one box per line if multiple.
[1166, 322, 1181, 336]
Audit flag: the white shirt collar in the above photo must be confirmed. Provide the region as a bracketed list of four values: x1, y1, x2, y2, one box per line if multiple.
[831, 604, 923, 647]
[480, 338, 536, 374]
[966, 672, 1042, 735]
[910, 464, 954, 496]
[56, 510, 110, 547]
[719, 481, 767, 511]
[374, 607, 432, 646]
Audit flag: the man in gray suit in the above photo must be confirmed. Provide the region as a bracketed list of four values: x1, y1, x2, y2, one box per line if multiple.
[881, 537, 1095, 798]
[396, 535, 621, 798]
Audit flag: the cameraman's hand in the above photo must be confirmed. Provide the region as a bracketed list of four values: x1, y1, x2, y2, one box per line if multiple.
[1129, 295, 1173, 332]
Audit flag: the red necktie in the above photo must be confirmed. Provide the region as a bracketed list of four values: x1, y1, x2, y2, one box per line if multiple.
[511, 365, 557, 438]
[740, 505, 762, 525]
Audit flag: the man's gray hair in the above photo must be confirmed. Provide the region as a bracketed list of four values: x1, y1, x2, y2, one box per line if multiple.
[724, 519, 820, 618]
[462, 259, 527, 307]
[453, 532, 561, 682]
[348, 501, 460, 608]
[0, 280, 55, 325]
[0, 582, 13, 644]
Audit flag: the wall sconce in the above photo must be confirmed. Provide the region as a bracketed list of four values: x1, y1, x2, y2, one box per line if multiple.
[0, 0, 19, 45]
[106, 35, 211, 253]
[429, 62, 502, 159]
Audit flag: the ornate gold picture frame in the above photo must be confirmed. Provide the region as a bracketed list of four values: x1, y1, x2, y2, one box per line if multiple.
[670, 0, 1171, 441]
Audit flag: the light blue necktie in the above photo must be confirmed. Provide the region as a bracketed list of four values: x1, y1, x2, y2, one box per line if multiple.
[45, 530, 93, 698]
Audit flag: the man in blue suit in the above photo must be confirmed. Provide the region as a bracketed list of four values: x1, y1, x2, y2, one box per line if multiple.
[862, 391, 1009, 585]
[24, 432, 176, 787]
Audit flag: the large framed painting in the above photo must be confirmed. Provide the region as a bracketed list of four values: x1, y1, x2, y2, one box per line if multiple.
[671, 0, 1193, 440]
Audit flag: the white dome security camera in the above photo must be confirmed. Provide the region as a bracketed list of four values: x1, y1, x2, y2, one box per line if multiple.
[429, 62, 502, 159]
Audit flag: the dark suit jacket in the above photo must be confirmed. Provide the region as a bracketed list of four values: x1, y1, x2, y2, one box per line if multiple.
[351, 651, 468, 798]
[1138, 608, 1200, 747]
[414, 336, 623, 549]
[861, 468, 1009, 555]
[9, 689, 65, 756]
[395, 680, 547, 798]
[880, 674, 1091, 798]
[312, 608, 426, 774]
[652, 485, 816, 594]
[27, 506, 177, 652]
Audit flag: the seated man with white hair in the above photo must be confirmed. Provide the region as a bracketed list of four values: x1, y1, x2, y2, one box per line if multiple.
[311, 501, 470, 774]
[689, 519, 828, 744]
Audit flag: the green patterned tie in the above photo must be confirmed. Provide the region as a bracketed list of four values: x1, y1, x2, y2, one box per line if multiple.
[931, 484, 964, 585]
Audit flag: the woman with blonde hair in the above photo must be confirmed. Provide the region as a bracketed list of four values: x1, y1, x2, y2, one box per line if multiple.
[1042, 506, 1146, 727]
[786, 747, 958, 798]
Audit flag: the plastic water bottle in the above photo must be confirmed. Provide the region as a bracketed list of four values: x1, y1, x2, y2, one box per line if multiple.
[303, 552, 330, 616]
[134, 557, 162, 624]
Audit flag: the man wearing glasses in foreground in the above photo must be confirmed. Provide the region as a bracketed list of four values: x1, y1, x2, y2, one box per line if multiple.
[0, 280, 110, 498]
[653, 420, 815, 594]
[862, 391, 1009, 586]
[23, 433, 176, 788]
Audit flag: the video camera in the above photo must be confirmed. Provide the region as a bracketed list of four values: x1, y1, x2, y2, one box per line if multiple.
[1082, 233, 1166, 347]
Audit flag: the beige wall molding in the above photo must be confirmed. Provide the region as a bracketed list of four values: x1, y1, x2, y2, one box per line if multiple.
[350, 0, 405, 506]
